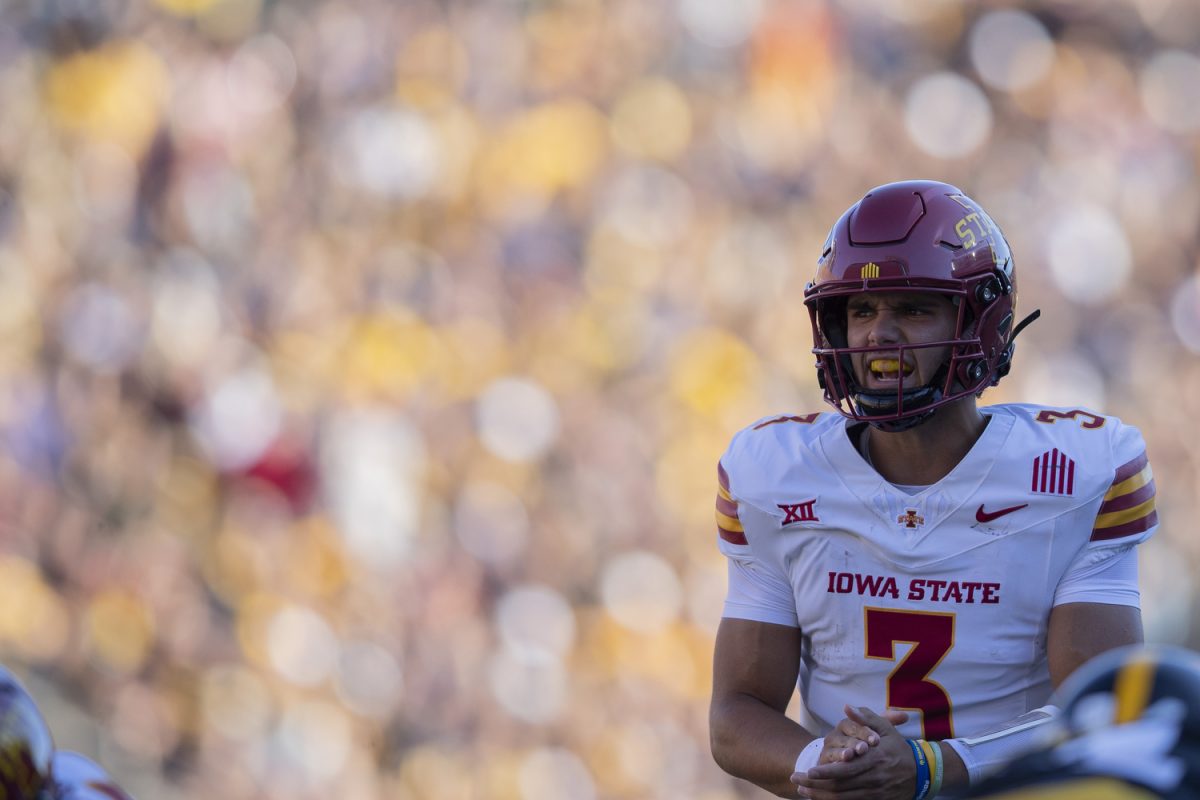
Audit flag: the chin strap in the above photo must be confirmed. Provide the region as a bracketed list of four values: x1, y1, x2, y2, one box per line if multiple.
[994, 309, 1041, 383]
[1010, 309, 1041, 342]
[853, 359, 952, 431]
[853, 386, 941, 432]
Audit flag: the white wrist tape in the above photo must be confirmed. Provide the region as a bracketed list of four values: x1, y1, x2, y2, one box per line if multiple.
[793, 738, 825, 775]
[943, 705, 1059, 785]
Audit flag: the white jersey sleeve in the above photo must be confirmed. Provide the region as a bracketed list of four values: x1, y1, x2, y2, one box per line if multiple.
[1050, 417, 1156, 607]
[1053, 545, 1140, 607]
[1085, 419, 1158, 549]
[716, 453, 799, 627]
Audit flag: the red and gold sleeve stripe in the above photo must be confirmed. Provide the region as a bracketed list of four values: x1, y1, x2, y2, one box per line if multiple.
[716, 462, 747, 545]
[1091, 452, 1158, 541]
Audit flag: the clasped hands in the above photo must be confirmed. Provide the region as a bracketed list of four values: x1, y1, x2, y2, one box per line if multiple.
[791, 704, 917, 800]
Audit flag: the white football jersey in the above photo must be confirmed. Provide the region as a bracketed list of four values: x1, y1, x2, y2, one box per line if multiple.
[715, 403, 1158, 742]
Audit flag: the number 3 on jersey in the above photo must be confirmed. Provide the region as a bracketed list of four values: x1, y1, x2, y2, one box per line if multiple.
[864, 608, 956, 740]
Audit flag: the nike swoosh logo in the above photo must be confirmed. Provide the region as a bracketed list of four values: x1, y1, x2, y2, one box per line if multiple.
[975, 503, 1028, 523]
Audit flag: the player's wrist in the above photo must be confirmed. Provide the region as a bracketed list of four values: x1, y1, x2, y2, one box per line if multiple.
[928, 740, 945, 797]
[932, 739, 968, 793]
[793, 738, 824, 775]
[905, 739, 933, 800]
[941, 704, 1058, 786]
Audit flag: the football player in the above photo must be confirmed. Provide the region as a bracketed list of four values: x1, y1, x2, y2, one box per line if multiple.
[708, 181, 1158, 798]
[966, 644, 1200, 799]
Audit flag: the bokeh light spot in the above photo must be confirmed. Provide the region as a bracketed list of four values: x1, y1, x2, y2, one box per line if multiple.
[149, 251, 222, 372]
[601, 550, 683, 635]
[1140, 50, 1200, 134]
[1170, 274, 1200, 353]
[58, 283, 142, 373]
[905, 72, 993, 158]
[476, 377, 560, 463]
[484, 101, 608, 198]
[322, 409, 426, 568]
[44, 41, 170, 155]
[706, 220, 791, 310]
[1047, 206, 1132, 305]
[335, 108, 441, 199]
[496, 584, 576, 660]
[153, 0, 223, 14]
[85, 590, 155, 674]
[0, 557, 69, 662]
[969, 10, 1055, 92]
[520, 747, 596, 800]
[600, 166, 695, 249]
[266, 604, 339, 687]
[454, 480, 531, 568]
[190, 363, 283, 471]
[226, 34, 297, 116]
[201, 664, 273, 742]
[279, 700, 353, 784]
[678, 0, 763, 48]
[610, 77, 693, 162]
[73, 141, 136, 225]
[1019, 351, 1107, 412]
[668, 328, 761, 417]
[489, 649, 568, 724]
[335, 641, 404, 719]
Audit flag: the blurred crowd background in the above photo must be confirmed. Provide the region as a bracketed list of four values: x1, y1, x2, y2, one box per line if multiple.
[0, 0, 1198, 797]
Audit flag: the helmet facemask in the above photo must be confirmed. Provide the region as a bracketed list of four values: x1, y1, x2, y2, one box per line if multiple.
[811, 284, 984, 432]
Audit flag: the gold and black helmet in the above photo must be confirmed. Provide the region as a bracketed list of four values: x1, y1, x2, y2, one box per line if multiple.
[1054, 644, 1200, 741]
[0, 666, 56, 800]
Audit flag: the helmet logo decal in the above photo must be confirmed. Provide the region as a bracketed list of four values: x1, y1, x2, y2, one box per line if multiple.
[948, 194, 1002, 250]
[954, 212, 989, 249]
[851, 260, 904, 279]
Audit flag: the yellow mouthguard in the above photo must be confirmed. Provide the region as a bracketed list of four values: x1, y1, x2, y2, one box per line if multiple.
[869, 359, 902, 372]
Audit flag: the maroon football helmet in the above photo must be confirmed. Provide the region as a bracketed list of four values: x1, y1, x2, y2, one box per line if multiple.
[804, 180, 1038, 431]
[0, 667, 56, 800]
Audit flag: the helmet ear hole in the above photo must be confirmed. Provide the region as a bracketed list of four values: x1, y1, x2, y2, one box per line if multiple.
[975, 278, 1000, 305]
